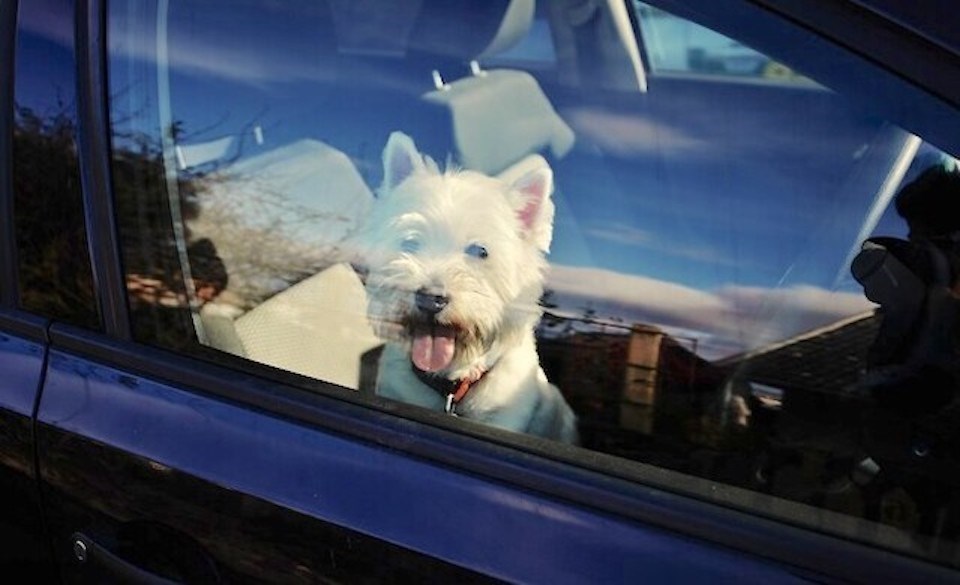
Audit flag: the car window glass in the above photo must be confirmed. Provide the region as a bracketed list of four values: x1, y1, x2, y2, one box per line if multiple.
[13, 0, 100, 328]
[108, 0, 960, 566]
[635, 2, 813, 85]
[483, 5, 557, 71]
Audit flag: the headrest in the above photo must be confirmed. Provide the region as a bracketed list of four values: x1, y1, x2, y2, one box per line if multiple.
[853, 237, 947, 290]
[329, 0, 534, 60]
[421, 69, 575, 175]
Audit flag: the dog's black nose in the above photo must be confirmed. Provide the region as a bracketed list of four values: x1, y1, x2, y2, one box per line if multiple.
[415, 288, 449, 315]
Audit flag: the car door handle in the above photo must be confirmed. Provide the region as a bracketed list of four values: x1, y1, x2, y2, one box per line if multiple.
[72, 532, 180, 585]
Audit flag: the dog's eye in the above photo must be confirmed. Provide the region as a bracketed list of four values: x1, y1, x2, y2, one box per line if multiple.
[400, 235, 421, 254]
[465, 243, 489, 260]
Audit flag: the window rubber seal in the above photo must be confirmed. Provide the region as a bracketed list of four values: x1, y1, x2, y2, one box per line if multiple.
[0, 0, 19, 308]
[74, 0, 131, 339]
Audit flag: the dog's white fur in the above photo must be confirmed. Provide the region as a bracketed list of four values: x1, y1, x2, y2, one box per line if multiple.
[349, 132, 577, 443]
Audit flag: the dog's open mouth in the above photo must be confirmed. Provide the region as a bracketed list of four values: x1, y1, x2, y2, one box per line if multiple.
[410, 324, 457, 373]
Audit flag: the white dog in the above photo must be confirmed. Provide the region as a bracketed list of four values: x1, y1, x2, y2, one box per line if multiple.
[349, 132, 578, 443]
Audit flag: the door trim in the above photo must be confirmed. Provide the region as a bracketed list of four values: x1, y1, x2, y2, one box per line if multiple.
[74, 0, 131, 339]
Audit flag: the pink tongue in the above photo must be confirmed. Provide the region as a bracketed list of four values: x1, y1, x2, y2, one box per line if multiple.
[412, 330, 455, 372]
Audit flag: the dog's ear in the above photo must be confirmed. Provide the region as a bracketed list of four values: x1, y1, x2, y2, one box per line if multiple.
[510, 165, 555, 253]
[381, 131, 424, 194]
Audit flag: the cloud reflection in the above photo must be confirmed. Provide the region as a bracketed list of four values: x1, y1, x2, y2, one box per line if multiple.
[18, 0, 73, 47]
[105, 3, 338, 87]
[583, 222, 740, 266]
[546, 264, 874, 359]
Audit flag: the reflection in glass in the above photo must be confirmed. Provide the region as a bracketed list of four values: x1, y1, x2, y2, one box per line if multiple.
[635, 1, 814, 85]
[13, 0, 99, 329]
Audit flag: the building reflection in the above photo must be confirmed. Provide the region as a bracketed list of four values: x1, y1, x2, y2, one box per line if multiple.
[539, 310, 960, 539]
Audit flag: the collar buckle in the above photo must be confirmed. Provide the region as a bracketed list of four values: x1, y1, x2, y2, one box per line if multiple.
[444, 393, 458, 416]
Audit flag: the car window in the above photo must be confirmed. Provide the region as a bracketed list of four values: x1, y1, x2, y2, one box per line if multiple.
[12, 0, 100, 328]
[107, 0, 960, 567]
[635, 2, 813, 85]
[483, 4, 557, 72]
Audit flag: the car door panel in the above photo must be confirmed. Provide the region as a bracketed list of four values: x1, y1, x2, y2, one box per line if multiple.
[0, 312, 46, 430]
[36, 327, 809, 583]
[0, 311, 58, 573]
[37, 346, 492, 582]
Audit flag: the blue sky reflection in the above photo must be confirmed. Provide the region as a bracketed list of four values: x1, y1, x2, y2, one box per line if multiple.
[93, 0, 943, 358]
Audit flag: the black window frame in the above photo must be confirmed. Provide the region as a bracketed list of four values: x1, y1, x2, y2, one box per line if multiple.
[57, 0, 960, 581]
[75, 0, 130, 339]
[0, 0, 18, 308]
